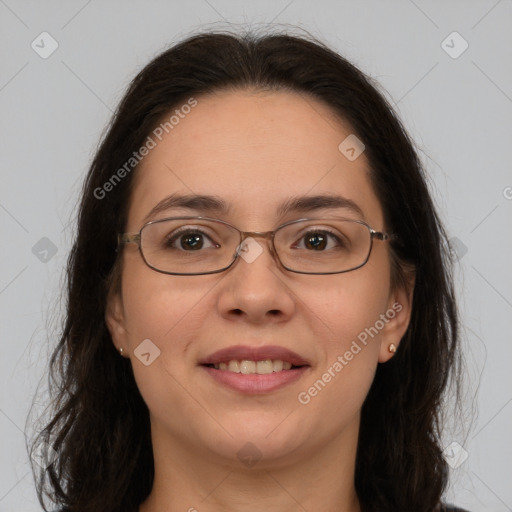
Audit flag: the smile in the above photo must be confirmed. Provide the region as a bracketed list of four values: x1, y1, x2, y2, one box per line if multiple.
[206, 359, 296, 374]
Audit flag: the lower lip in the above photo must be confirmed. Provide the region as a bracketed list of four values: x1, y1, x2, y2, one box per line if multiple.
[200, 365, 310, 394]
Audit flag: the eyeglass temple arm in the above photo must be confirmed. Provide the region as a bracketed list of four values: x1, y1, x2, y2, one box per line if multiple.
[371, 230, 397, 241]
[118, 233, 141, 245]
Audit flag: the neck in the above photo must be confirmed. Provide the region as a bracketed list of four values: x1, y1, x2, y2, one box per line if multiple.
[139, 417, 361, 512]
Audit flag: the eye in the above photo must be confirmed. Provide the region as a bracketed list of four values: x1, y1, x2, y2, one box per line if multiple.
[164, 227, 220, 251]
[292, 228, 347, 251]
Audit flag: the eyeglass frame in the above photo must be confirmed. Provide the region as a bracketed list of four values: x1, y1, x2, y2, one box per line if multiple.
[117, 215, 395, 276]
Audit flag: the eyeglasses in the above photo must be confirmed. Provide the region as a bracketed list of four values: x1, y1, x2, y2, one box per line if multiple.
[118, 216, 394, 276]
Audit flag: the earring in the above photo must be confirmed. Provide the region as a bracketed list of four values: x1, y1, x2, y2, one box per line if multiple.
[119, 347, 124, 356]
[388, 343, 397, 353]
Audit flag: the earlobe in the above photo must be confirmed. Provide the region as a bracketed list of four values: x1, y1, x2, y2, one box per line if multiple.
[378, 274, 414, 363]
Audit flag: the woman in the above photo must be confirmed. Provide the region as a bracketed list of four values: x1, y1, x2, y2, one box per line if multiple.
[31, 30, 467, 512]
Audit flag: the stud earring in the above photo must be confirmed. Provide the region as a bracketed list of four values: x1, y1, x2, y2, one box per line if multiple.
[119, 347, 124, 356]
[388, 343, 397, 353]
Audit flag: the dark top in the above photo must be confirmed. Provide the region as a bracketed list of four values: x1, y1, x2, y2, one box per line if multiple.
[53, 506, 469, 511]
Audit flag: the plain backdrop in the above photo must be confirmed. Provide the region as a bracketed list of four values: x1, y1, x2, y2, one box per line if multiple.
[1, 1, 511, 511]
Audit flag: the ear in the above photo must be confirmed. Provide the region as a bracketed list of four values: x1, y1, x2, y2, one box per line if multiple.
[378, 272, 415, 363]
[105, 288, 129, 356]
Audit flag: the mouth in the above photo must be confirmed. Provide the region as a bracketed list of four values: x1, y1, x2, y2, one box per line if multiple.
[199, 345, 311, 394]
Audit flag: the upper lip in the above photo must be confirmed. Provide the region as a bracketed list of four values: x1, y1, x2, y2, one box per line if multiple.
[199, 345, 310, 366]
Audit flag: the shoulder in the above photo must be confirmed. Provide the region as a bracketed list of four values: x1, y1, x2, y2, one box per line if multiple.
[441, 505, 470, 512]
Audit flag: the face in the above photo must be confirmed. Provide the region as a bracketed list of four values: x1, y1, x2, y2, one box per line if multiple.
[107, 89, 412, 468]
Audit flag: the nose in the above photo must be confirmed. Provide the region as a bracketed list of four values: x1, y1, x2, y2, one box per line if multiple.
[216, 235, 296, 325]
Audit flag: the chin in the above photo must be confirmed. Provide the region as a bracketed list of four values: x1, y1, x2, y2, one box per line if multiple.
[205, 415, 310, 464]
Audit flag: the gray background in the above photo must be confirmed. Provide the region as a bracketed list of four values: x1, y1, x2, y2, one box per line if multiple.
[1, 1, 511, 510]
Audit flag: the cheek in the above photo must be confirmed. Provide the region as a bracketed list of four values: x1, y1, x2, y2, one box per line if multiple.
[119, 257, 225, 387]
[311, 257, 391, 349]
[120, 256, 206, 344]
[297, 262, 390, 414]
[119, 264, 211, 429]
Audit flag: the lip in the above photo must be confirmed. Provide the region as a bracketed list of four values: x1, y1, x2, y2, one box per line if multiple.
[200, 365, 310, 394]
[199, 345, 309, 366]
[199, 345, 311, 395]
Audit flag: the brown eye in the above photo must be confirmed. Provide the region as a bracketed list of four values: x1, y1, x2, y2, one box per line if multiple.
[292, 229, 346, 251]
[304, 232, 328, 251]
[164, 228, 218, 251]
[178, 233, 204, 250]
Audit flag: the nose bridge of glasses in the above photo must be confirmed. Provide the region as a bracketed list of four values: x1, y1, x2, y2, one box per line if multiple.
[237, 230, 276, 252]
[240, 230, 275, 241]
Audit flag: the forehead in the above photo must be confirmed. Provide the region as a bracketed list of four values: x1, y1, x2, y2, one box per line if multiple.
[127, 89, 383, 229]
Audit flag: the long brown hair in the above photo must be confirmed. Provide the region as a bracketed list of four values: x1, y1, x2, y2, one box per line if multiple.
[30, 29, 461, 512]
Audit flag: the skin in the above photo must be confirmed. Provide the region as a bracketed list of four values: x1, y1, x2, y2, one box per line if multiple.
[106, 89, 413, 512]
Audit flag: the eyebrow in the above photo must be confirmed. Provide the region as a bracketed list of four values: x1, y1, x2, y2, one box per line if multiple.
[143, 194, 230, 223]
[143, 193, 365, 223]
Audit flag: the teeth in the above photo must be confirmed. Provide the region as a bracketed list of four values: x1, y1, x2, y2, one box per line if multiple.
[273, 359, 283, 372]
[212, 359, 297, 374]
[227, 360, 240, 372]
[240, 360, 256, 374]
[256, 360, 273, 374]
